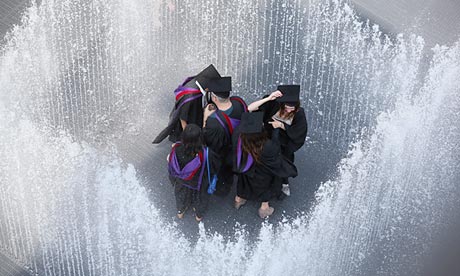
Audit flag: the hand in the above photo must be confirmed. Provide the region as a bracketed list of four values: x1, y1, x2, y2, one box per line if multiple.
[268, 90, 283, 101]
[207, 103, 216, 111]
[269, 120, 284, 129]
[203, 103, 216, 118]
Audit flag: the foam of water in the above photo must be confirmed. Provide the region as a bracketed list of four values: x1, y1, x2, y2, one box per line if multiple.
[1, 0, 459, 275]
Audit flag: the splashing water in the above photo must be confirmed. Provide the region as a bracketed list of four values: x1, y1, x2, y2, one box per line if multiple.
[1, 0, 459, 275]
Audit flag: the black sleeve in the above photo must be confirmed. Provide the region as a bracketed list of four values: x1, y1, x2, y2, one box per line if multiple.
[203, 118, 228, 154]
[285, 108, 308, 154]
[257, 95, 271, 111]
[258, 95, 277, 111]
[230, 96, 248, 114]
[259, 96, 279, 123]
[207, 147, 222, 175]
[179, 98, 205, 127]
[262, 137, 298, 178]
[260, 140, 283, 172]
[270, 128, 280, 145]
[179, 101, 191, 122]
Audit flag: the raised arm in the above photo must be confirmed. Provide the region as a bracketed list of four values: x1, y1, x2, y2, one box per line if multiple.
[202, 103, 216, 128]
[247, 90, 283, 112]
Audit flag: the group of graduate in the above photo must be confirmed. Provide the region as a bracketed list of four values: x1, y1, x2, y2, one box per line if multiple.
[153, 64, 308, 221]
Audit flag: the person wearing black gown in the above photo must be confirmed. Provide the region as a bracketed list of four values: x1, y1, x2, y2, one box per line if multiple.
[233, 112, 297, 218]
[152, 64, 221, 144]
[167, 124, 220, 221]
[247, 85, 308, 197]
[202, 76, 247, 196]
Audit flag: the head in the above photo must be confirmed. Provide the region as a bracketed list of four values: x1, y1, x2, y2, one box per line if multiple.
[239, 112, 266, 163]
[279, 101, 300, 119]
[276, 84, 301, 119]
[181, 124, 203, 155]
[205, 76, 232, 104]
[240, 131, 268, 163]
[210, 92, 230, 104]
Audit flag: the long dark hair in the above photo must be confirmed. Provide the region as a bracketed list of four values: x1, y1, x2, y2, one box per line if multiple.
[181, 124, 203, 156]
[279, 102, 300, 120]
[240, 131, 268, 163]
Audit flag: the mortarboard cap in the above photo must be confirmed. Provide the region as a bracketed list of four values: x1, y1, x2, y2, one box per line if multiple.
[240, 112, 264, 134]
[195, 64, 221, 85]
[206, 76, 232, 98]
[277, 85, 300, 104]
[185, 64, 221, 88]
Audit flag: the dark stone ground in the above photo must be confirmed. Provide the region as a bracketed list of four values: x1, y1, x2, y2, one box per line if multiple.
[136, 137, 343, 242]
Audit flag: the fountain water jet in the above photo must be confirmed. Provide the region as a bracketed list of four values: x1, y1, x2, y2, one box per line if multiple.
[1, 0, 459, 275]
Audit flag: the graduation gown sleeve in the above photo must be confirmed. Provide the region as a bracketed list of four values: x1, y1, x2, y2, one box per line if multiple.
[262, 129, 298, 179]
[179, 98, 204, 126]
[251, 138, 284, 202]
[285, 108, 308, 154]
[258, 95, 279, 120]
[203, 117, 229, 155]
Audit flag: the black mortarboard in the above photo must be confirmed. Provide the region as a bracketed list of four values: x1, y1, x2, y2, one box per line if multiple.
[185, 64, 221, 88]
[277, 85, 300, 104]
[206, 76, 232, 98]
[239, 112, 264, 134]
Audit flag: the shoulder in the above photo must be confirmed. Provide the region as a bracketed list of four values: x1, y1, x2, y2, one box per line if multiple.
[293, 107, 307, 121]
[204, 116, 222, 130]
[172, 142, 183, 149]
[178, 96, 200, 112]
[260, 97, 279, 112]
[171, 143, 184, 154]
[231, 96, 248, 111]
[205, 115, 218, 124]
[230, 95, 247, 104]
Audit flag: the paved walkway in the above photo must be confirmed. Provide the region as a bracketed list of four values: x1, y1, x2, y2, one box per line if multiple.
[0, 0, 29, 43]
[351, 0, 460, 47]
[0, 252, 30, 276]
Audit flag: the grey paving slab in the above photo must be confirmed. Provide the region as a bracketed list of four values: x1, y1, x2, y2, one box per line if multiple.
[351, 0, 460, 47]
[0, 0, 29, 43]
[0, 251, 31, 276]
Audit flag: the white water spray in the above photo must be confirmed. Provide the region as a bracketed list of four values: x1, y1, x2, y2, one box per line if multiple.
[1, 0, 459, 275]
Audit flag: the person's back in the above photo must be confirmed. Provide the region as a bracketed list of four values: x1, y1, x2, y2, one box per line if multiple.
[232, 112, 295, 218]
[204, 96, 247, 154]
[202, 76, 247, 196]
[152, 64, 221, 144]
[177, 80, 203, 131]
[168, 143, 204, 190]
[234, 133, 282, 202]
[247, 85, 307, 197]
[168, 124, 210, 221]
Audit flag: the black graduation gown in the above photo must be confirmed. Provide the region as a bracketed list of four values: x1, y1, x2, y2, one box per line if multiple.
[232, 129, 297, 202]
[203, 97, 247, 156]
[178, 79, 204, 127]
[168, 144, 220, 217]
[153, 80, 203, 144]
[179, 99, 203, 126]
[203, 97, 247, 195]
[259, 98, 308, 161]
